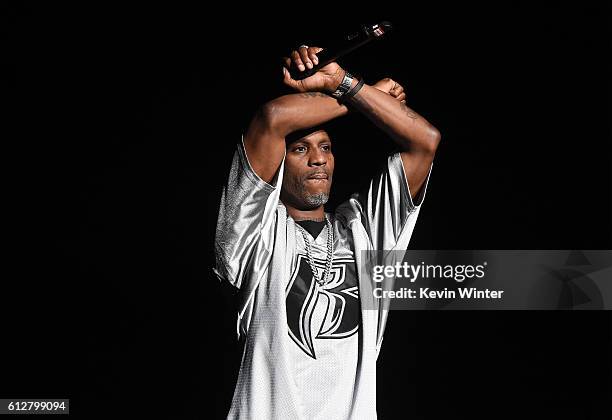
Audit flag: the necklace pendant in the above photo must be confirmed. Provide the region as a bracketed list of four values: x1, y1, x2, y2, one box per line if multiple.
[296, 215, 334, 288]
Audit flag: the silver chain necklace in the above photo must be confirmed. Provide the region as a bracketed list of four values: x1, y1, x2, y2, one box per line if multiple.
[295, 215, 334, 286]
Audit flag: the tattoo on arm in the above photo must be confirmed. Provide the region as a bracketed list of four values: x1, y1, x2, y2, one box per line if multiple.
[298, 92, 330, 99]
[349, 90, 418, 121]
[400, 102, 418, 120]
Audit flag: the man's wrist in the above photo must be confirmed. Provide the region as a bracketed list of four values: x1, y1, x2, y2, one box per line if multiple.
[346, 77, 359, 91]
[330, 71, 360, 99]
[325, 68, 347, 93]
[339, 77, 365, 104]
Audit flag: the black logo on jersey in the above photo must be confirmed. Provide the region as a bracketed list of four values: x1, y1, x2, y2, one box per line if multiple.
[286, 255, 359, 359]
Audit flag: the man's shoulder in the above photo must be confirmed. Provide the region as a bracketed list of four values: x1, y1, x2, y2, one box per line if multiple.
[332, 203, 366, 238]
[334, 196, 363, 225]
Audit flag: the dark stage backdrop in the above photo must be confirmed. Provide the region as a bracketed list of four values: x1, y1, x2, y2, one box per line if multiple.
[5, 4, 611, 420]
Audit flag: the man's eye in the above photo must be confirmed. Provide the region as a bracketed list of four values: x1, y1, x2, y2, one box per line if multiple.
[322, 145, 331, 151]
[295, 146, 306, 152]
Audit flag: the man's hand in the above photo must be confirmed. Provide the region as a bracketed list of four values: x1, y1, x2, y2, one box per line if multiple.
[282, 46, 346, 93]
[372, 78, 407, 103]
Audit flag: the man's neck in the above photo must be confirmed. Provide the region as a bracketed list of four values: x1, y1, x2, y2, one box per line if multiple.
[284, 203, 325, 222]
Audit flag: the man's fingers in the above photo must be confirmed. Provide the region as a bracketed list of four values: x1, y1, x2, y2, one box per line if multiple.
[378, 78, 396, 93]
[397, 93, 407, 102]
[298, 46, 313, 70]
[282, 67, 305, 92]
[391, 90, 404, 99]
[282, 57, 291, 68]
[291, 50, 305, 72]
[308, 46, 323, 66]
[291, 46, 323, 70]
[391, 84, 404, 96]
[282, 67, 297, 87]
[308, 50, 319, 66]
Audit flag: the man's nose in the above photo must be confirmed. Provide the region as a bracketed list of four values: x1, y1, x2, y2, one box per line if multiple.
[308, 149, 327, 166]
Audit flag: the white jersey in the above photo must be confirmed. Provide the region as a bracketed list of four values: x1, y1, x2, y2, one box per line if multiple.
[214, 138, 432, 420]
[287, 218, 360, 420]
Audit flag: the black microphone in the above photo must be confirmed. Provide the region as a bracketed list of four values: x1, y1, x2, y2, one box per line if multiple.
[289, 21, 393, 80]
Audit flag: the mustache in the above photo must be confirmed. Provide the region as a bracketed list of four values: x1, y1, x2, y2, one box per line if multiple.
[303, 169, 330, 180]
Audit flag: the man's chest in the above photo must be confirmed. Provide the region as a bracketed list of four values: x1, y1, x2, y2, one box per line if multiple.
[285, 231, 360, 359]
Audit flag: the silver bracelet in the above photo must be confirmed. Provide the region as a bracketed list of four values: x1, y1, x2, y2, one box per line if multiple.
[331, 72, 355, 98]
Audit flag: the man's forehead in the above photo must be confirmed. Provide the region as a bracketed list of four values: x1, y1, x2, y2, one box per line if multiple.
[286, 129, 331, 145]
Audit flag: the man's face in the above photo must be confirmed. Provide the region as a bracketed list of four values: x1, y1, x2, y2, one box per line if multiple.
[281, 129, 335, 210]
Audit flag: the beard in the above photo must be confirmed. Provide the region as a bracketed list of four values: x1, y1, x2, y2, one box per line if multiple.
[281, 172, 332, 210]
[303, 191, 329, 208]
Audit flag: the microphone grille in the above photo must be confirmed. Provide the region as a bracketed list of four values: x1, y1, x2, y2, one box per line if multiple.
[371, 21, 393, 37]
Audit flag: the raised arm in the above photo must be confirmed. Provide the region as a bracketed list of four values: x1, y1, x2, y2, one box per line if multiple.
[244, 47, 350, 184]
[281, 47, 441, 202]
[244, 91, 348, 184]
[343, 79, 441, 202]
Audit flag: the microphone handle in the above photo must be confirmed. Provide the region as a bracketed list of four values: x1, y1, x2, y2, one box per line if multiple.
[290, 26, 374, 81]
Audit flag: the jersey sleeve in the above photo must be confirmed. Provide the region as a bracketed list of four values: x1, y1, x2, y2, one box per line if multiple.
[340, 152, 433, 250]
[214, 137, 285, 289]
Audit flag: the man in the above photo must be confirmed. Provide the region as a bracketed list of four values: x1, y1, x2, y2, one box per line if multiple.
[215, 45, 440, 419]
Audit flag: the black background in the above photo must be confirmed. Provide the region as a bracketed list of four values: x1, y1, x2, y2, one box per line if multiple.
[4, 3, 611, 419]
